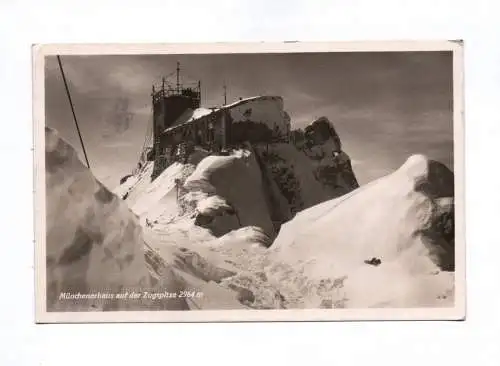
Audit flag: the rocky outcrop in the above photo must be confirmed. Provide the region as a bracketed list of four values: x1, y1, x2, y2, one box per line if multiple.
[250, 117, 359, 232]
[119, 174, 134, 185]
[294, 116, 359, 195]
[193, 197, 241, 237]
[304, 116, 342, 148]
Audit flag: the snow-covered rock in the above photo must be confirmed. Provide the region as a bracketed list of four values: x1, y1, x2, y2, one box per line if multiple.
[304, 116, 341, 148]
[46, 126, 258, 312]
[269, 154, 455, 308]
[103, 96, 455, 311]
[251, 117, 359, 231]
[183, 148, 275, 239]
[294, 116, 358, 194]
[45, 127, 189, 311]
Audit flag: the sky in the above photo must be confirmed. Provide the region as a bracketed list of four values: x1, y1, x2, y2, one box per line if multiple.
[44, 51, 453, 188]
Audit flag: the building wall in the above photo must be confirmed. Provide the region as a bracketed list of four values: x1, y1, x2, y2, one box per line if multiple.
[154, 96, 290, 177]
[227, 96, 289, 136]
[153, 98, 166, 135]
[158, 110, 226, 160]
[162, 95, 195, 129]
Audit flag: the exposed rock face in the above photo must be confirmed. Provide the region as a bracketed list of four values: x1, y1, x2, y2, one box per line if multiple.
[304, 116, 342, 148]
[252, 116, 359, 232]
[300, 117, 359, 194]
[193, 199, 241, 238]
[119, 174, 134, 185]
[182, 116, 359, 237]
[118, 100, 359, 238]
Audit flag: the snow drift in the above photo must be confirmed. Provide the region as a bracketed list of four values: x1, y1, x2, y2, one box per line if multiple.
[45, 127, 247, 311]
[45, 127, 190, 311]
[183, 148, 275, 239]
[270, 154, 455, 308]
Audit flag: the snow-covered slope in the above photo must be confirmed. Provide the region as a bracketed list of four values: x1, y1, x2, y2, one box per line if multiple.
[46, 122, 456, 311]
[45, 127, 189, 311]
[67, 94, 455, 312]
[45, 127, 254, 311]
[269, 154, 455, 308]
[183, 147, 275, 239]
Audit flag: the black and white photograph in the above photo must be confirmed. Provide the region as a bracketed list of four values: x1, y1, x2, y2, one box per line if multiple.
[34, 42, 464, 322]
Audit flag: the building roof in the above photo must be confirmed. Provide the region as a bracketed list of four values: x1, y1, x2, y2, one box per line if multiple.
[223, 95, 282, 109]
[163, 107, 217, 134]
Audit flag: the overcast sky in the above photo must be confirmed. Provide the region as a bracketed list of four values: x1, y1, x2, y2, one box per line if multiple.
[44, 51, 453, 188]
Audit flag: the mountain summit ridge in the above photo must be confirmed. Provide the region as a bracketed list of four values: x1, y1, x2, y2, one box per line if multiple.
[43, 94, 455, 310]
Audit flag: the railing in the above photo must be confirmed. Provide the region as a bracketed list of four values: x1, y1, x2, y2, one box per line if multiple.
[152, 88, 200, 102]
[152, 77, 199, 90]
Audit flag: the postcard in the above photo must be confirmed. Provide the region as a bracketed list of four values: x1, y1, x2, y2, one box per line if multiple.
[33, 41, 465, 322]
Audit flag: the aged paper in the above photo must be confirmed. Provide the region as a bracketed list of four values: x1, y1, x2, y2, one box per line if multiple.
[33, 41, 465, 323]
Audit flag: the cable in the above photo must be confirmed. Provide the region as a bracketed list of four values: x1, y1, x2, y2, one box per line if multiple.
[57, 55, 91, 169]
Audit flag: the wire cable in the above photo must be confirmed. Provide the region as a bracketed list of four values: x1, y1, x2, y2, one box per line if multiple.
[57, 55, 91, 169]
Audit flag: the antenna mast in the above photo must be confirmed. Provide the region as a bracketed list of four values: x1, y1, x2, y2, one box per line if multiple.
[198, 80, 201, 106]
[176, 61, 180, 93]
